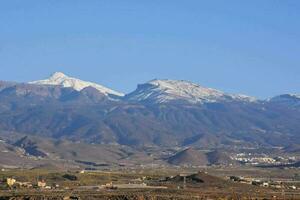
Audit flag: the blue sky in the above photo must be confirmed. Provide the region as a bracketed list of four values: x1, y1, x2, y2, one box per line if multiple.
[0, 1, 299, 98]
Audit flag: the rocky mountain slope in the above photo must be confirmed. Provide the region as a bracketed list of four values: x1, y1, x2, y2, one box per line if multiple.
[269, 94, 300, 108]
[30, 72, 124, 97]
[0, 73, 298, 150]
[125, 79, 256, 104]
[167, 148, 209, 166]
[167, 148, 236, 166]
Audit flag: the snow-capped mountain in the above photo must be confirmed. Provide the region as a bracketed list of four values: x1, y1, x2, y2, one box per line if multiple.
[0, 76, 299, 149]
[29, 72, 124, 97]
[125, 79, 256, 104]
[269, 94, 300, 107]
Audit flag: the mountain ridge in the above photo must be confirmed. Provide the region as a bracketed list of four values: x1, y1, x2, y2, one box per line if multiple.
[125, 79, 257, 104]
[29, 72, 124, 97]
[0, 73, 298, 149]
[27, 72, 299, 103]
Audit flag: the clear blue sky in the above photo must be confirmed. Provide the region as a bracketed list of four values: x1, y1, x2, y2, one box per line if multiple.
[0, 1, 299, 98]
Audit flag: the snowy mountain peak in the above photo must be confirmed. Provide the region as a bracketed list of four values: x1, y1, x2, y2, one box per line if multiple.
[126, 79, 256, 104]
[148, 79, 224, 99]
[49, 72, 68, 80]
[29, 72, 124, 97]
[289, 94, 300, 99]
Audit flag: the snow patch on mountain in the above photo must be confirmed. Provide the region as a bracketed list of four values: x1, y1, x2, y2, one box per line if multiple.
[126, 79, 256, 104]
[269, 94, 300, 106]
[288, 94, 300, 99]
[29, 72, 124, 97]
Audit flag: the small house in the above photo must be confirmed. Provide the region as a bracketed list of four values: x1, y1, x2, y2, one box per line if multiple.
[6, 178, 16, 187]
[37, 180, 46, 188]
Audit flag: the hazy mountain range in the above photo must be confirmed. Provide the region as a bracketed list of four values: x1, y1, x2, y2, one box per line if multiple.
[0, 72, 299, 149]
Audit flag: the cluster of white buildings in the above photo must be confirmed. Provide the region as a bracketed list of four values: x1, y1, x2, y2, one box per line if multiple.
[233, 153, 296, 165]
[229, 176, 298, 190]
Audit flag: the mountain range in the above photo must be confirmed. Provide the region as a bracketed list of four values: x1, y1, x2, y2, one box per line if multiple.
[0, 72, 299, 150]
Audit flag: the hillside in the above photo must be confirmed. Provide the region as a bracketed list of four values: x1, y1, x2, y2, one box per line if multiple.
[0, 133, 162, 169]
[167, 148, 208, 166]
[167, 148, 236, 166]
[0, 75, 298, 149]
[206, 150, 237, 165]
[30, 72, 124, 97]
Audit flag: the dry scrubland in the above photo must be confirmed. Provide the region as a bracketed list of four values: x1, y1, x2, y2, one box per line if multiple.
[0, 167, 299, 200]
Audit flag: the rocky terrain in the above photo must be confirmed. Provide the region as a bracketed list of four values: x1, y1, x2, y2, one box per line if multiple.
[0, 72, 299, 168]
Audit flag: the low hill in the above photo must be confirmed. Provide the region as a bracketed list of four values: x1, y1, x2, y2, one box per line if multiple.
[167, 148, 209, 166]
[14, 136, 47, 157]
[283, 144, 300, 153]
[206, 150, 236, 165]
[167, 148, 235, 166]
[0, 133, 163, 169]
[162, 171, 236, 189]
